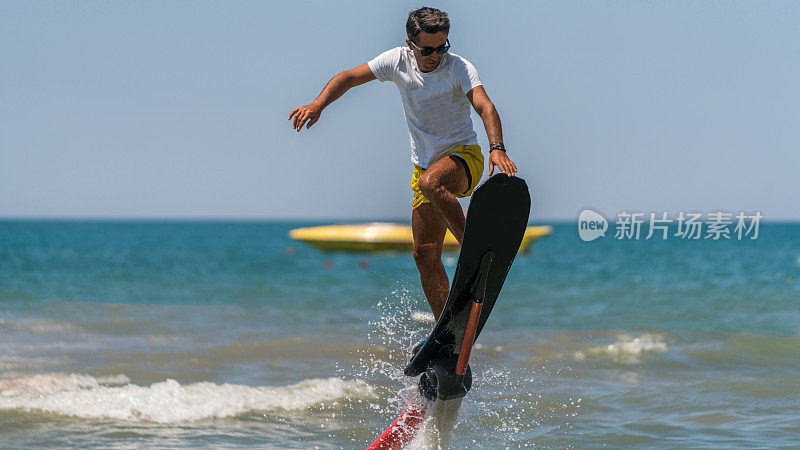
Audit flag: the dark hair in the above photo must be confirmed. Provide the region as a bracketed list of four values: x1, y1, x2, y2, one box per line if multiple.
[406, 7, 450, 41]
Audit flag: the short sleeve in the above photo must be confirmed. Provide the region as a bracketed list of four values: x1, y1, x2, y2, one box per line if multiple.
[451, 56, 482, 94]
[367, 47, 401, 82]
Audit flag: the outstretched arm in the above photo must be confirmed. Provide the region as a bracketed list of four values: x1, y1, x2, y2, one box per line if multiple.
[289, 63, 376, 132]
[467, 86, 518, 176]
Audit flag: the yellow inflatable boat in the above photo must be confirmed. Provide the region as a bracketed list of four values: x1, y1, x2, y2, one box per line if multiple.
[288, 222, 552, 253]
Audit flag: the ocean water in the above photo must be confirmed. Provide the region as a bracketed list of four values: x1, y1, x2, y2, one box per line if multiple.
[1, 220, 799, 448]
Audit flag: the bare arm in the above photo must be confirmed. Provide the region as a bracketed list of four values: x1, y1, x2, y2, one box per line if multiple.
[467, 86, 517, 176]
[289, 63, 376, 132]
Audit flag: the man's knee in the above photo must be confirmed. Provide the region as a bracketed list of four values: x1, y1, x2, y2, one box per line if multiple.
[417, 171, 441, 198]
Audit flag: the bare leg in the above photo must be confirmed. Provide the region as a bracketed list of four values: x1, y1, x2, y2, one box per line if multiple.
[412, 155, 471, 319]
[412, 203, 449, 320]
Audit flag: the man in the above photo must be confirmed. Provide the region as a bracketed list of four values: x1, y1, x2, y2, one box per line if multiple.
[289, 7, 517, 321]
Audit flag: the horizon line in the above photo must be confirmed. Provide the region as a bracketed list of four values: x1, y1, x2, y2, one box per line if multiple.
[2, 216, 799, 224]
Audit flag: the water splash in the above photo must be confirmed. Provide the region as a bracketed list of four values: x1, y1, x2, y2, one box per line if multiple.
[342, 285, 584, 448]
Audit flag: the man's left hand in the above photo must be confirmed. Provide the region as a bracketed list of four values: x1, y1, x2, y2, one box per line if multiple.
[489, 149, 518, 176]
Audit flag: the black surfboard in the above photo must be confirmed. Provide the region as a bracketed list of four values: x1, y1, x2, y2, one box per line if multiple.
[405, 174, 531, 378]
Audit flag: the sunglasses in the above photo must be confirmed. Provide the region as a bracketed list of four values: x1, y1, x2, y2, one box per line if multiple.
[409, 38, 451, 56]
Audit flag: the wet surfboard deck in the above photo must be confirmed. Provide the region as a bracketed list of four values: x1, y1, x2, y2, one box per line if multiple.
[405, 173, 531, 378]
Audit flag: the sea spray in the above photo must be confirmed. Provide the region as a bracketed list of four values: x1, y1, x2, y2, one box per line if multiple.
[344, 284, 584, 448]
[348, 285, 433, 445]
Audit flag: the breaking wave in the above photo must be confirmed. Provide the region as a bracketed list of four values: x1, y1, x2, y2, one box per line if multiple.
[0, 372, 375, 423]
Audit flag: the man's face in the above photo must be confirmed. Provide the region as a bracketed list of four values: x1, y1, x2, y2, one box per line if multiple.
[406, 31, 448, 72]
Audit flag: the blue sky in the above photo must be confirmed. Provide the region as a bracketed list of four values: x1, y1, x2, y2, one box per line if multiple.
[1, 1, 798, 220]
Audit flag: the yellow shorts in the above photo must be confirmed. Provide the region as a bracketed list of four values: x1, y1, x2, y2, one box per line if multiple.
[410, 144, 484, 210]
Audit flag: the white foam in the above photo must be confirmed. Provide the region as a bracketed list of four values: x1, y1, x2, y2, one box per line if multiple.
[0, 373, 375, 423]
[576, 333, 667, 364]
[410, 311, 435, 324]
[2, 317, 84, 334]
[0, 373, 129, 396]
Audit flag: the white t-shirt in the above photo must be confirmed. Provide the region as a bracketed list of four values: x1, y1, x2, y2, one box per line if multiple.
[368, 46, 483, 168]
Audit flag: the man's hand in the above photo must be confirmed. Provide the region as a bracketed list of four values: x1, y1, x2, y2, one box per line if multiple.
[489, 149, 518, 177]
[288, 102, 322, 132]
[288, 64, 376, 133]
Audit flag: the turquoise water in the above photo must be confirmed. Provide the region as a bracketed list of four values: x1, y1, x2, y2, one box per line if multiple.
[1, 220, 799, 448]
